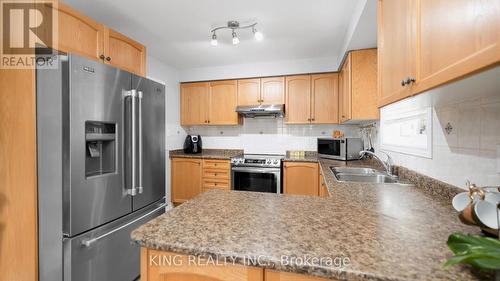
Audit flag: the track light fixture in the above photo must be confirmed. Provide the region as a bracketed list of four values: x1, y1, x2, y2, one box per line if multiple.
[232, 30, 239, 45]
[211, 32, 218, 46]
[210, 21, 262, 46]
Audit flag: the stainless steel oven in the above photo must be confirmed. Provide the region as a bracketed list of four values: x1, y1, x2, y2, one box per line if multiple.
[231, 154, 283, 194]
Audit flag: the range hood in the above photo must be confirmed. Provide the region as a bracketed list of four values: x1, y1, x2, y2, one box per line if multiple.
[235, 104, 285, 118]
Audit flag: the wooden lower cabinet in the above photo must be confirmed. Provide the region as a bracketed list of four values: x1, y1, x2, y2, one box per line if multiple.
[171, 158, 231, 204]
[318, 171, 329, 198]
[141, 248, 332, 281]
[265, 270, 334, 281]
[202, 159, 231, 192]
[171, 158, 202, 204]
[283, 162, 319, 196]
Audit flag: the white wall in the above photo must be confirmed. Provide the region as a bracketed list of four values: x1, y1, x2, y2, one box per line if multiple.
[186, 118, 361, 155]
[375, 66, 500, 189]
[179, 56, 338, 82]
[146, 55, 186, 204]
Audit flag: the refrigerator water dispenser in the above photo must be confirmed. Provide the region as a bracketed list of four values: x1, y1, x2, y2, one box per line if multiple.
[85, 121, 116, 177]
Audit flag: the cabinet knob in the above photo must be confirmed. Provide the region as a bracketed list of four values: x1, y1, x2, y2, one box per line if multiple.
[106, 57, 111, 62]
[342, 115, 345, 118]
[99, 54, 105, 60]
[311, 118, 315, 121]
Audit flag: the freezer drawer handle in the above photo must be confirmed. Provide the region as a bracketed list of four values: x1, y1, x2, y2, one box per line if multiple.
[81, 203, 167, 248]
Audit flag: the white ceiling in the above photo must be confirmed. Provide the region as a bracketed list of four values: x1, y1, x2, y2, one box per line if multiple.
[63, 0, 366, 70]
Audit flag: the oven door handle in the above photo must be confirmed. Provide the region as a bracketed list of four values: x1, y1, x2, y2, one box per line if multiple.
[231, 167, 281, 173]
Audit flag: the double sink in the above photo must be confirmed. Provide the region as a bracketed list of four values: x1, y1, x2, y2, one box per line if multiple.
[330, 167, 411, 185]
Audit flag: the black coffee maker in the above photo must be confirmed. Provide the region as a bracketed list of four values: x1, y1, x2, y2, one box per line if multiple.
[183, 135, 202, 154]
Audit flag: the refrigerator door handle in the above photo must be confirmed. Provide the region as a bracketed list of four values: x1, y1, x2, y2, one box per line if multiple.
[125, 89, 138, 196]
[137, 91, 143, 194]
[80, 202, 167, 247]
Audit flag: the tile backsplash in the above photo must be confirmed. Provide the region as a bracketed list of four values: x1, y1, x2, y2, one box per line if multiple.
[375, 67, 500, 189]
[184, 118, 362, 155]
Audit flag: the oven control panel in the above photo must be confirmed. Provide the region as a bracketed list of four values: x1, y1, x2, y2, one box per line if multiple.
[231, 155, 282, 168]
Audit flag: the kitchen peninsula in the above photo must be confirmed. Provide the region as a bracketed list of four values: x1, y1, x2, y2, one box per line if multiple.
[132, 159, 488, 281]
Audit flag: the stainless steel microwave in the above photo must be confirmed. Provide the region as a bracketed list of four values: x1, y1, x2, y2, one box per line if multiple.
[317, 137, 364, 161]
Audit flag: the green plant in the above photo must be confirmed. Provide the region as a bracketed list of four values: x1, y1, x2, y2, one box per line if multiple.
[445, 233, 500, 270]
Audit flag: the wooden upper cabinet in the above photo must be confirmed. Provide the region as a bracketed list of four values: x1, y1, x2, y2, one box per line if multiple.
[104, 28, 147, 76]
[49, 3, 146, 76]
[181, 82, 209, 126]
[283, 162, 319, 196]
[56, 3, 105, 61]
[237, 77, 285, 106]
[377, 0, 414, 107]
[339, 49, 379, 123]
[351, 49, 378, 120]
[237, 78, 261, 106]
[412, 0, 500, 94]
[311, 73, 339, 124]
[261, 77, 285, 105]
[209, 80, 239, 125]
[378, 0, 499, 107]
[285, 75, 311, 124]
[339, 54, 351, 123]
[171, 158, 202, 204]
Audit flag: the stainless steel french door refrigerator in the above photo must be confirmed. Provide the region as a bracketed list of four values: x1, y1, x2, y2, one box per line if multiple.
[37, 54, 166, 281]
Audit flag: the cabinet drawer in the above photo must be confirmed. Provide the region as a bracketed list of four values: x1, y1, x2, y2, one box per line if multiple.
[202, 179, 230, 190]
[202, 159, 230, 170]
[203, 169, 230, 179]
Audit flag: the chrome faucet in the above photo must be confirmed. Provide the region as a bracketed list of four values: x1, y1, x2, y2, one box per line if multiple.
[359, 150, 393, 176]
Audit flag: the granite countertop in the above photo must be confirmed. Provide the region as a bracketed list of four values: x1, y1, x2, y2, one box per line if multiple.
[132, 158, 486, 281]
[169, 149, 243, 160]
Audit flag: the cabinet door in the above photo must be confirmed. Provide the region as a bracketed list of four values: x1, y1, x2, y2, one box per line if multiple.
[413, 0, 500, 94]
[237, 78, 261, 106]
[265, 270, 332, 281]
[171, 158, 202, 204]
[311, 73, 339, 124]
[350, 49, 379, 121]
[377, 0, 414, 107]
[209, 80, 239, 125]
[339, 55, 351, 123]
[142, 249, 264, 281]
[285, 75, 311, 124]
[319, 172, 329, 198]
[181, 82, 209, 126]
[283, 162, 319, 196]
[56, 3, 105, 61]
[261, 77, 285, 105]
[104, 28, 147, 76]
